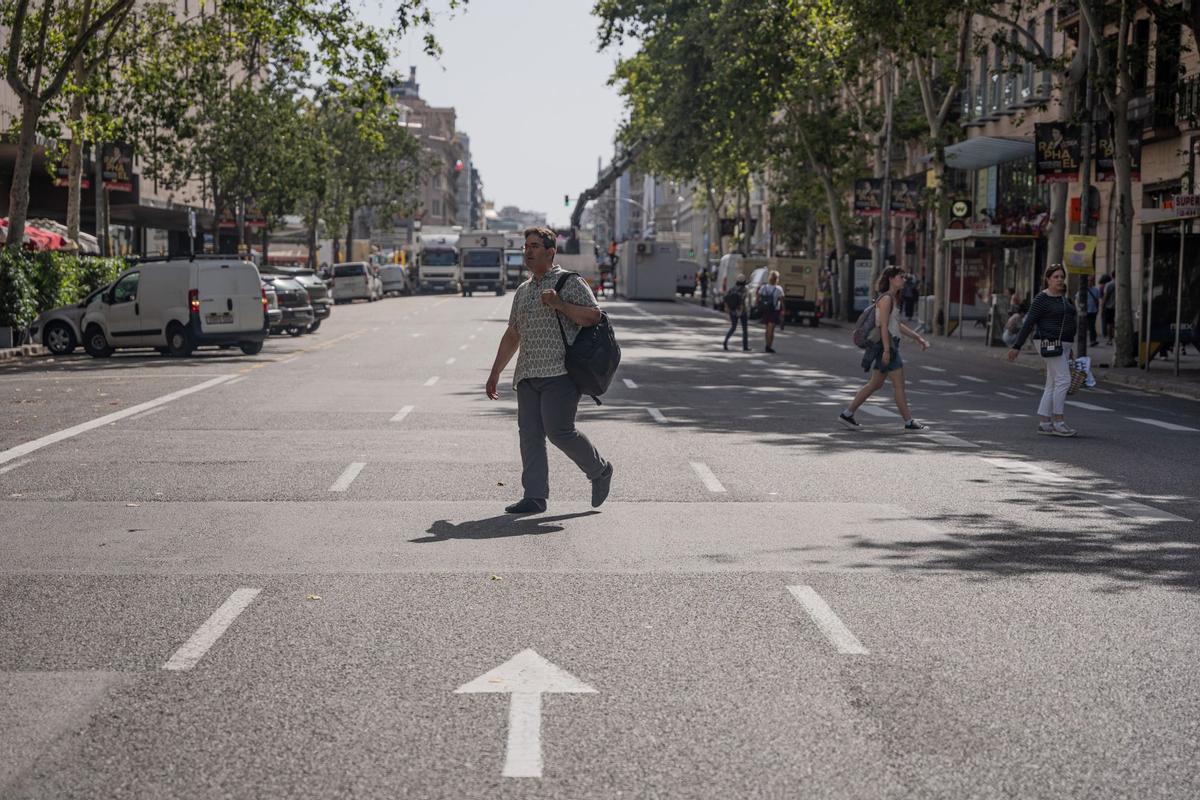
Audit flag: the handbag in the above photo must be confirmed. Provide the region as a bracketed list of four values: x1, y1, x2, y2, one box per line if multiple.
[1038, 296, 1068, 358]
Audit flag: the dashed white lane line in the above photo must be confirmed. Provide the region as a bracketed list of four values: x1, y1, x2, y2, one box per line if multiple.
[1065, 400, 1112, 412]
[996, 391, 1021, 400]
[813, 337, 833, 344]
[647, 407, 668, 423]
[920, 431, 979, 448]
[960, 375, 986, 383]
[329, 462, 367, 493]
[857, 404, 900, 418]
[0, 460, 30, 475]
[919, 365, 947, 373]
[0, 374, 236, 466]
[459, 344, 469, 351]
[689, 461, 727, 493]
[390, 405, 415, 424]
[623, 378, 638, 389]
[162, 588, 261, 671]
[446, 357, 457, 365]
[787, 586, 868, 655]
[424, 376, 440, 387]
[1127, 417, 1199, 432]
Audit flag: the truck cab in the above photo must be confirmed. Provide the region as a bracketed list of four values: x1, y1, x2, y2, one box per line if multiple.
[416, 232, 460, 293]
[503, 233, 525, 289]
[457, 231, 506, 296]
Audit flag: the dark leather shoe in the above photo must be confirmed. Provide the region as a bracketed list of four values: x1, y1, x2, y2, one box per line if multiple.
[591, 463, 614, 508]
[505, 498, 546, 514]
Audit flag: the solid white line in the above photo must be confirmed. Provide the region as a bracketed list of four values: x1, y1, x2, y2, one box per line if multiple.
[960, 375, 986, 383]
[919, 365, 947, 373]
[1066, 401, 1112, 412]
[225, 376, 246, 386]
[858, 404, 899, 418]
[689, 461, 727, 493]
[446, 357, 457, 365]
[504, 692, 543, 778]
[0, 460, 30, 475]
[125, 406, 167, 423]
[647, 407, 668, 423]
[1127, 417, 1199, 432]
[0, 375, 235, 466]
[390, 405, 415, 424]
[787, 586, 868, 655]
[424, 376, 440, 387]
[329, 462, 366, 492]
[623, 378, 638, 389]
[162, 588, 261, 671]
[920, 431, 979, 448]
[996, 391, 1021, 399]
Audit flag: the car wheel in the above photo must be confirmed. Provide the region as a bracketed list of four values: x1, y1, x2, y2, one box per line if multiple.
[43, 320, 77, 355]
[83, 325, 113, 358]
[239, 340, 263, 355]
[165, 322, 195, 357]
[307, 320, 322, 334]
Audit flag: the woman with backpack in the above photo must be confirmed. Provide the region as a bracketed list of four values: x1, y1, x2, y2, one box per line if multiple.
[839, 267, 930, 431]
[723, 274, 750, 351]
[1007, 263, 1078, 437]
[758, 270, 784, 353]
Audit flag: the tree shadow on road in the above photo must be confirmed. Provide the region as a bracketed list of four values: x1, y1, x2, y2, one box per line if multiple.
[412, 511, 601, 543]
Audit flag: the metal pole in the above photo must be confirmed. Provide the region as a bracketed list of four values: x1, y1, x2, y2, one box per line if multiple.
[958, 239, 965, 338]
[1175, 218, 1186, 376]
[1145, 224, 1156, 370]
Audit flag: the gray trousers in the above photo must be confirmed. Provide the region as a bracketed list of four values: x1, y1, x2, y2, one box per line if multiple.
[516, 374, 607, 499]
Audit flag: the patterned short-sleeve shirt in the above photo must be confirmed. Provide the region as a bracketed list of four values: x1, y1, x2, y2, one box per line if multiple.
[508, 266, 599, 388]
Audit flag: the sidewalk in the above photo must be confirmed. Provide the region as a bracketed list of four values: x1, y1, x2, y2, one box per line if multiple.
[0, 343, 47, 360]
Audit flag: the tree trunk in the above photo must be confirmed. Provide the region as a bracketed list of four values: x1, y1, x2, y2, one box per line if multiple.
[306, 200, 320, 270]
[65, 0, 94, 245]
[345, 209, 355, 262]
[815, 167, 851, 321]
[1046, 17, 1090, 263]
[4, 98, 44, 251]
[742, 176, 753, 254]
[262, 225, 270, 268]
[930, 152, 948, 335]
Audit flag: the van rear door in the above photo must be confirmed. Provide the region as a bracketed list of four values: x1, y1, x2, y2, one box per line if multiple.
[197, 261, 263, 334]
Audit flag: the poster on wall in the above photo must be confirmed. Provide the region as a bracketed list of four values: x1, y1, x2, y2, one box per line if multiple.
[1094, 120, 1142, 182]
[854, 178, 923, 217]
[1034, 123, 1082, 183]
[890, 179, 923, 218]
[853, 179, 883, 216]
[1063, 234, 1097, 275]
[101, 143, 134, 192]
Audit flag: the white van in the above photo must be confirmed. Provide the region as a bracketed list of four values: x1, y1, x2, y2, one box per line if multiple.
[713, 254, 767, 309]
[332, 261, 383, 303]
[80, 256, 267, 358]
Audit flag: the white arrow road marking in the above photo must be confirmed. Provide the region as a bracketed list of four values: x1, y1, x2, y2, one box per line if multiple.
[390, 405, 414, 424]
[0, 374, 236, 465]
[456, 649, 596, 778]
[1127, 417, 1199, 432]
[163, 588, 261, 671]
[424, 376, 440, 386]
[623, 378, 638, 389]
[689, 461, 727, 493]
[1066, 400, 1112, 412]
[329, 462, 366, 493]
[787, 586, 868, 655]
[647, 407, 668, 423]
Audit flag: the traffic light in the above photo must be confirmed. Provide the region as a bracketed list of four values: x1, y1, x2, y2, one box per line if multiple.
[564, 194, 570, 207]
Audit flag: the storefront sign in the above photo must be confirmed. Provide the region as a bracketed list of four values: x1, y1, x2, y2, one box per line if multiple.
[1094, 121, 1142, 182]
[1063, 234, 1097, 274]
[101, 143, 134, 192]
[1035, 123, 1081, 184]
[1171, 193, 1200, 218]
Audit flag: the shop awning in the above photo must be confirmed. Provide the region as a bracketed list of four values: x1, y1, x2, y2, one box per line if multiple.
[926, 136, 1035, 171]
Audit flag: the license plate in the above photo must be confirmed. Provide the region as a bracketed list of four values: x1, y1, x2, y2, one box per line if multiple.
[205, 312, 233, 325]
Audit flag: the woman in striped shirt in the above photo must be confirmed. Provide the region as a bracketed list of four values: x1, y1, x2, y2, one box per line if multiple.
[1007, 264, 1078, 437]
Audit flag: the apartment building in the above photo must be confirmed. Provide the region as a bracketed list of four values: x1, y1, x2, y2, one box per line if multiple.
[390, 67, 463, 231]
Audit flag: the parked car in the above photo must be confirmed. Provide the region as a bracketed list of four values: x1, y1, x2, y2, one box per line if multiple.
[264, 266, 331, 332]
[263, 276, 314, 336]
[380, 264, 411, 296]
[262, 279, 283, 329]
[331, 261, 382, 303]
[80, 256, 267, 358]
[746, 266, 770, 319]
[29, 285, 108, 355]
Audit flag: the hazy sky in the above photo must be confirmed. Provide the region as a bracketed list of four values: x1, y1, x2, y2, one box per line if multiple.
[365, 0, 632, 227]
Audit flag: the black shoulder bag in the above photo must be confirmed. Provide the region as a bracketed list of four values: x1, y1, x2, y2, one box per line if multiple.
[553, 271, 622, 405]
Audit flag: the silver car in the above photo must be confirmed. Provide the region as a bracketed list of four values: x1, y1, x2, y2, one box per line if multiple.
[29, 286, 107, 355]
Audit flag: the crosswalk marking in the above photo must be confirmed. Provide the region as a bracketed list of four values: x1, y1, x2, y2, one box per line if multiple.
[920, 379, 957, 387]
[1127, 417, 1199, 432]
[1065, 401, 1111, 412]
[163, 588, 261, 671]
[424, 376, 440, 386]
[996, 391, 1021, 399]
[787, 586, 868, 655]
[857, 404, 899, 418]
[647, 407, 668, 423]
[919, 365, 947, 373]
[689, 461, 727, 493]
[920, 431, 978, 448]
[330, 462, 366, 493]
[960, 375, 986, 383]
[446, 357, 456, 365]
[623, 378, 638, 389]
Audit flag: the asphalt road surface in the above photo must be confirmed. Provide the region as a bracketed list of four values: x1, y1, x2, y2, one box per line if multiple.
[2, 290, 1197, 799]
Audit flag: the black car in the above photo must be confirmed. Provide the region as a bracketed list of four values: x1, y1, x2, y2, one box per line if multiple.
[265, 266, 332, 333]
[264, 276, 314, 336]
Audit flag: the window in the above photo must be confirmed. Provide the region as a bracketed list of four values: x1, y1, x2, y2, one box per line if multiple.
[112, 273, 139, 303]
[1022, 18, 1037, 101]
[432, 199, 442, 216]
[1041, 8, 1055, 95]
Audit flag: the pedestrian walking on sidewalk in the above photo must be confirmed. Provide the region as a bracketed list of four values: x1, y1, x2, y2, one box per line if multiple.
[838, 267, 931, 431]
[699, 267, 709, 305]
[758, 270, 784, 353]
[1007, 263, 1079, 437]
[723, 274, 750, 351]
[485, 226, 614, 514]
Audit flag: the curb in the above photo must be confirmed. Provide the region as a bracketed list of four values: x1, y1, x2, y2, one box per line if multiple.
[0, 344, 48, 360]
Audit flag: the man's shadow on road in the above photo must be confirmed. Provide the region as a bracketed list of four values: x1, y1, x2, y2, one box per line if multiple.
[412, 511, 600, 543]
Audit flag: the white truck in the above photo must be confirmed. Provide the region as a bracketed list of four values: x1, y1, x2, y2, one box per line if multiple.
[416, 230, 461, 293]
[503, 232, 525, 289]
[457, 231, 507, 296]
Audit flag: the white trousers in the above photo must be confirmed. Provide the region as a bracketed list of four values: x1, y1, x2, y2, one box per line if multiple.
[1038, 351, 1070, 417]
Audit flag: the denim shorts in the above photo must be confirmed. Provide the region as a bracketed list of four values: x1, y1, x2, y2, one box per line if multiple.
[862, 336, 904, 373]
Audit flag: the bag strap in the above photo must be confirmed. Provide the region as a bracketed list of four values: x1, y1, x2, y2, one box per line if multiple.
[552, 271, 583, 349]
